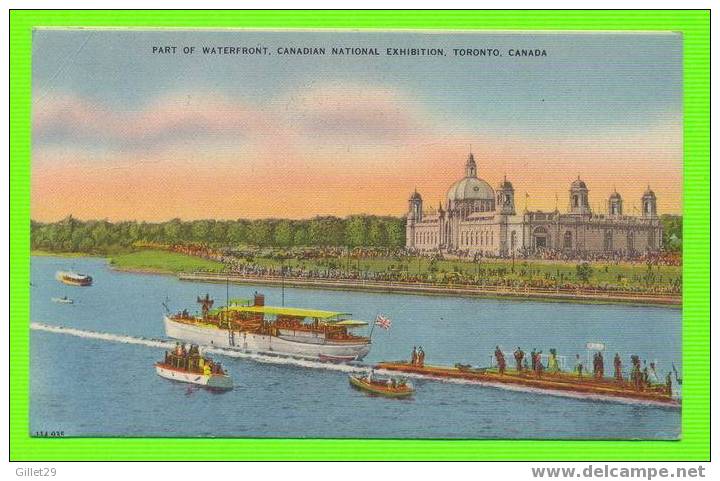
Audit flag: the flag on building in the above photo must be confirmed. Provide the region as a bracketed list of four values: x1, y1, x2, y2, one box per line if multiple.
[375, 314, 392, 330]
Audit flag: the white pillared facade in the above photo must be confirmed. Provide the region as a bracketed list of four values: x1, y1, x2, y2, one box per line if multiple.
[406, 153, 663, 257]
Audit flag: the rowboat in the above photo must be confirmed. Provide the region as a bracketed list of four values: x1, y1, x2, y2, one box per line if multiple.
[349, 374, 414, 398]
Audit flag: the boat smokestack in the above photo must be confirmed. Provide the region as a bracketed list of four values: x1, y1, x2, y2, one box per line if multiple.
[254, 292, 265, 307]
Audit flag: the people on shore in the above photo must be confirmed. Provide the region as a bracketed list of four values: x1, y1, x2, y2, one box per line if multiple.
[411, 346, 418, 366]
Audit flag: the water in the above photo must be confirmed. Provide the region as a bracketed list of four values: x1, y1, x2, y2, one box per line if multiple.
[30, 256, 681, 439]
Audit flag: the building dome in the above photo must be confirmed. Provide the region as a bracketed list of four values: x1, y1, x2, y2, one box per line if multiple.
[643, 186, 656, 197]
[409, 190, 422, 201]
[571, 177, 587, 190]
[609, 190, 622, 200]
[447, 176, 495, 202]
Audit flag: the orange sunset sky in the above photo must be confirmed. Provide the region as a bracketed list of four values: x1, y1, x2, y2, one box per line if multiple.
[31, 30, 683, 222]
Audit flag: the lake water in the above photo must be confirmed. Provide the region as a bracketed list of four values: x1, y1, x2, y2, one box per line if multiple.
[30, 256, 681, 439]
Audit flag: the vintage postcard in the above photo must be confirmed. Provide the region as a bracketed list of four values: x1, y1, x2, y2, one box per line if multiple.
[30, 28, 683, 440]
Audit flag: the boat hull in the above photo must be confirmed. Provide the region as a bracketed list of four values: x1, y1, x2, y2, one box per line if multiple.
[164, 316, 371, 361]
[155, 364, 233, 390]
[376, 362, 680, 408]
[349, 375, 414, 398]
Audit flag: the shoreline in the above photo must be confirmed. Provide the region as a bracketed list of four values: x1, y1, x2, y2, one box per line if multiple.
[33, 252, 681, 307]
[177, 272, 680, 308]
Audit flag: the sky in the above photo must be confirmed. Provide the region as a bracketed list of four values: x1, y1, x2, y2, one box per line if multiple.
[31, 29, 683, 221]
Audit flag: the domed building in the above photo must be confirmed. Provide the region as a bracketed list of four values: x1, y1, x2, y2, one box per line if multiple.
[406, 153, 663, 257]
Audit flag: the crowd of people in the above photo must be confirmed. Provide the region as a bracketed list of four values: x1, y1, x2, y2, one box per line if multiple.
[493, 346, 674, 393]
[135, 242, 681, 294]
[446, 247, 681, 266]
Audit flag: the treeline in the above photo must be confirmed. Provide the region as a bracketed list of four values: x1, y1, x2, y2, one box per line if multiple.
[31, 215, 407, 254]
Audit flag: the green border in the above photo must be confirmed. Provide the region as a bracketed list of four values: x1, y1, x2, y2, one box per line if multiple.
[10, 10, 709, 461]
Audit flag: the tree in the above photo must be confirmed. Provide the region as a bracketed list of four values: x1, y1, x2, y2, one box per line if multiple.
[247, 220, 273, 246]
[385, 217, 405, 247]
[163, 218, 183, 242]
[227, 222, 248, 245]
[274, 220, 294, 247]
[661, 214, 682, 253]
[293, 226, 308, 246]
[344, 216, 367, 247]
[367, 219, 387, 247]
[576, 262, 593, 283]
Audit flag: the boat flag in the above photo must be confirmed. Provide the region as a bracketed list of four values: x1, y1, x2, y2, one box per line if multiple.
[375, 314, 392, 330]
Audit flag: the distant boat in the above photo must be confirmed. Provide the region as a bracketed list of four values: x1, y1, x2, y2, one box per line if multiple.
[51, 296, 74, 304]
[55, 271, 93, 287]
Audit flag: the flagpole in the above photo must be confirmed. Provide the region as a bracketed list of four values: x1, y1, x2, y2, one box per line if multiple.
[369, 314, 377, 341]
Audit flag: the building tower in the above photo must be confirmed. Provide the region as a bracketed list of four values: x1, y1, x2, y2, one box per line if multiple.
[641, 186, 657, 218]
[569, 177, 591, 215]
[406, 190, 423, 248]
[408, 190, 423, 221]
[497, 176, 516, 215]
[465, 153, 477, 178]
[608, 190, 623, 216]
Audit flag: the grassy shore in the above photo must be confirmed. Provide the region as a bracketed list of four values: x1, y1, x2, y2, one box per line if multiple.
[33, 248, 681, 293]
[108, 249, 225, 274]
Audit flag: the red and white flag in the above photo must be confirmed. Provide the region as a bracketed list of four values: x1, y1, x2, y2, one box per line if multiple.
[375, 314, 392, 330]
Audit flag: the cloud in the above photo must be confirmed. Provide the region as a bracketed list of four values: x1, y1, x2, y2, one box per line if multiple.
[31, 85, 683, 221]
[32, 83, 433, 154]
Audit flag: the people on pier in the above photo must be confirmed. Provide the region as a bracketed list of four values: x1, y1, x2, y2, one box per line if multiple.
[575, 354, 584, 379]
[495, 346, 506, 374]
[411, 346, 418, 366]
[648, 362, 659, 384]
[547, 348, 560, 373]
[530, 348, 537, 371]
[417, 346, 425, 367]
[533, 350, 544, 376]
[630, 355, 643, 390]
[513, 347, 525, 372]
[614, 353, 623, 381]
[592, 352, 604, 379]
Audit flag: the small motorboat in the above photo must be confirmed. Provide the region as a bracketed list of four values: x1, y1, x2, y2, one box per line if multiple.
[51, 296, 74, 304]
[56, 270, 93, 286]
[349, 373, 414, 398]
[155, 343, 233, 390]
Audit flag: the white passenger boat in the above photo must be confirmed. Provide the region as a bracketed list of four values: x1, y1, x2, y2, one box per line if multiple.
[164, 293, 372, 361]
